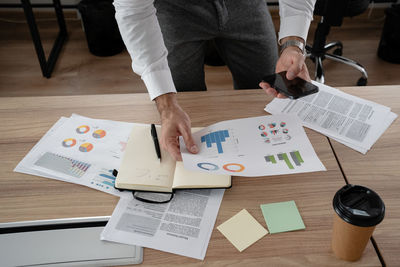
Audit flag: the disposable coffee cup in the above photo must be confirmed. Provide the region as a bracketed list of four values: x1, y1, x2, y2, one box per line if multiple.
[332, 184, 385, 261]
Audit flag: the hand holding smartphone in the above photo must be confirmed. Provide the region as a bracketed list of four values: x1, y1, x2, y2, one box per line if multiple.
[262, 71, 319, 99]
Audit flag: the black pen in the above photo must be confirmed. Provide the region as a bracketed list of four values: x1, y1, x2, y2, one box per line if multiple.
[151, 124, 162, 161]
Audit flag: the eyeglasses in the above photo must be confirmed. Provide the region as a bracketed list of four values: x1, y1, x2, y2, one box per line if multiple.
[132, 191, 174, 204]
[113, 169, 174, 203]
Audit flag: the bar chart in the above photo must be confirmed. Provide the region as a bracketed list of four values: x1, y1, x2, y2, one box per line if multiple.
[34, 152, 91, 178]
[201, 130, 229, 154]
[290, 151, 304, 166]
[200, 129, 238, 156]
[278, 153, 294, 169]
[264, 155, 277, 164]
[265, 151, 304, 170]
[92, 169, 116, 189]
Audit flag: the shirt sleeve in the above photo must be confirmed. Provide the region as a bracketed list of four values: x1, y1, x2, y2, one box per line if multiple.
[278, 0, 316, 43]
[113, 0, 176, 100]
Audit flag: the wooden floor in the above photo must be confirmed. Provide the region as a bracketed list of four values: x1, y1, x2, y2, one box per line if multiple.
[0, 7, 399, 97]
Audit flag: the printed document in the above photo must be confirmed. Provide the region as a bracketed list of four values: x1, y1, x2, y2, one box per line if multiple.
[14, 114, 134, 197]
[101, 189, 225, 260]
[265, 82, 398, 153]
[180, 114, 326, 176]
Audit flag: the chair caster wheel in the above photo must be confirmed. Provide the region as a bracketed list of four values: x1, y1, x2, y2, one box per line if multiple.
[357, 77, 367, 86]
[333, 48, 342, 56]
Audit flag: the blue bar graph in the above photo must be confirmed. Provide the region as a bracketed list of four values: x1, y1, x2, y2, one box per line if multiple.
[92, 169, 116, 188]
[201, 130, 230, 154]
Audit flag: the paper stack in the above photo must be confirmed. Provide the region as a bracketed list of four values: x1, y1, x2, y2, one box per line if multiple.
[14, 114, 225, 260]
[265, 82, 398, 154]
[14, 114, 134, 197]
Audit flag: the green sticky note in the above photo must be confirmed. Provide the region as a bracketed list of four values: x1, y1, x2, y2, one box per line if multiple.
[260, 200, 305, 234]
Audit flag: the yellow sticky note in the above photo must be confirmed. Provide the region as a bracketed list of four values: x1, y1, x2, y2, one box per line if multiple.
[217, 209, 268, 252]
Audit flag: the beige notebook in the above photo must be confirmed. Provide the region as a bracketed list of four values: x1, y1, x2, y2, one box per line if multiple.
[115, 124, 231, 193]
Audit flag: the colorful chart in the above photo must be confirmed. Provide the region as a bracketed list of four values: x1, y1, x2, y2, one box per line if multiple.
[264, 155, 277, 164]
[201, 130, 230, 154]
[277, 153, 294, 169]
[265, 151, 304, 170]
[62, 138, 76, 148]
[34, 152, 91, 178]
[92, 169, 116, 189]
[259, 121, 291, 144]
[92, 129, 106, 139]
[223, 163, 245, 172]
[79, 143, 94, 152]
[290, 151, 304, 166]
[270, 130, 279, 135]
[197, 162, 219, 171]
[76, 125, 90, 134]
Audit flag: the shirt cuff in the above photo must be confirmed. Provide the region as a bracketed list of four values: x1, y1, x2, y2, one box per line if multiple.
[278, 15, 312, 44]
[141, 70, 177, 100]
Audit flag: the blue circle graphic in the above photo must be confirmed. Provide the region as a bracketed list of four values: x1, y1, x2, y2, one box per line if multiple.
[197, 162, 219, 171]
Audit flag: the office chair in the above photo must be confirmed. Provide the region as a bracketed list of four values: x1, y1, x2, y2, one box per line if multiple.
[306, 0, 370, 85]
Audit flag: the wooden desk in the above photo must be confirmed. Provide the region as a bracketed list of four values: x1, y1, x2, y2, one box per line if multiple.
[331, 85, 400, 267]
[0, 90, 380, 266]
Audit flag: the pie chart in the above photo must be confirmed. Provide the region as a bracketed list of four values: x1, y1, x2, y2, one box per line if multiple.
[79, 142, 93, 152]
[93, 129, 106, 139]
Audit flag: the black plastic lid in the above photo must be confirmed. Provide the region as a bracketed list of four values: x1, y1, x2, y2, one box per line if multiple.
[333, 184, 385, 227]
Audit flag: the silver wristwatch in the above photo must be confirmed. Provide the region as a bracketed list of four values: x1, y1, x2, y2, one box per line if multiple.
[280, 39, 305, 55]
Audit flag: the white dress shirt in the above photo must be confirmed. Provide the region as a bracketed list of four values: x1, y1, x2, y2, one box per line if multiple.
[114, 0, 316, 100]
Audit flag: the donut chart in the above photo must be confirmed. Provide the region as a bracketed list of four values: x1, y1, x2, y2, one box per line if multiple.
[76, 125, 90, 134]
[197, 162, 219, 171]
[222, 163, 245, 172]
[62, 138, 76, 148]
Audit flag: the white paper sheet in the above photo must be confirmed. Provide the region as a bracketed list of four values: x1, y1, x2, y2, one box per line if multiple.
[15, 117, 71, 182]
[328, 111, 398, 153]
[14, 114, 134, 198]
[101, 189, 225, 260]
[265, 82, 397, 153]
[179, 114, 325, 176]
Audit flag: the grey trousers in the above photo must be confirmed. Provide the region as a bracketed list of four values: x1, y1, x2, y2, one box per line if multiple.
[154, 0, 278, 91]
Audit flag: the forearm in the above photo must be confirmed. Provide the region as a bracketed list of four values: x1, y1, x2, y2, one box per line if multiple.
[278, 0, 316, 43]
[113, 0, 176, 100]
[155, 93, 179, 115]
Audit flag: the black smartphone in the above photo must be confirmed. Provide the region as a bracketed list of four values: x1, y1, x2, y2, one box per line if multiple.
[262, 71, 319, 99]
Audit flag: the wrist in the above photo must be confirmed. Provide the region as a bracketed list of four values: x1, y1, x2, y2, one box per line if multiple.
[155, 93, 179, 116]
[279, 36, 305, 55]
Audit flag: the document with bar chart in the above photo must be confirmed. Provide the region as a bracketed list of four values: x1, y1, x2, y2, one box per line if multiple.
[14, 114, 134, 197]
[180, 114, 326, 176]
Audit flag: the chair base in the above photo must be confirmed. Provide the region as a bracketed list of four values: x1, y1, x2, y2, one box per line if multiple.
[306, 41, 368, 86]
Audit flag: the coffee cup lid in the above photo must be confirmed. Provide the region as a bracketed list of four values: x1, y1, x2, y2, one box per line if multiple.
[333, 184, 385, 227]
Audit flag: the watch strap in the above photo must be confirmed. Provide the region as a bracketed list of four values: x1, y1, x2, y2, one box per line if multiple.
[280, 39, 305, 55]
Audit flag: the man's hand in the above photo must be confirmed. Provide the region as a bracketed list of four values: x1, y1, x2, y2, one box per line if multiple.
[155, 93, 198, 161]
[259, 37, 311, 98]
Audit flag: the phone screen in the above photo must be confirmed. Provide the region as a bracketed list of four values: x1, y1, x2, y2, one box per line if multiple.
[262, 71, 319, 99]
